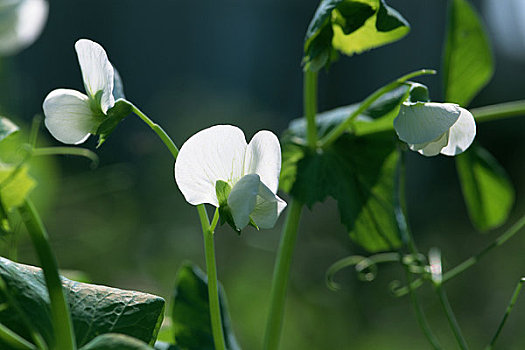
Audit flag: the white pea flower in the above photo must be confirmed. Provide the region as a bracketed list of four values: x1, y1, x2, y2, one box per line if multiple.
[175, 125, 287, 231]
[393, 102, 476, 157]
[0, 0, 48, 55]
[43, 39, 122, 145]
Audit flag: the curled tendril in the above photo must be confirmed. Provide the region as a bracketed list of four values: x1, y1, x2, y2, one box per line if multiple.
[326, 253, 400, 291]
[401, 253, 428, 274]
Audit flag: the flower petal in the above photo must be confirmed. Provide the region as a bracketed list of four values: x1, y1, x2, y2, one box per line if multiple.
[174, 125, 247, 207]
[440, 108, 476, 156]
[75, 39, 114, 113]
[244, 130, 281, 193]
[43, 89, 98, 144]
[394, 102, 460, 144]
[227, 174, 259, 230]
[412, 132, 449, 157]
[0, 0, 48, 56]
[250, 181, 287, 229]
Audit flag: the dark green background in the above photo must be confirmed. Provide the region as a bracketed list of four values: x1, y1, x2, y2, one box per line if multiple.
[1, 0, 525, 348]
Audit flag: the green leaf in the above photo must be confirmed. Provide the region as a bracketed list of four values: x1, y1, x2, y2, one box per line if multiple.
[96, 99, 133, 147]
[0, 117, 19, 144]
[0, 165, 36, 212]
[0, 257, 165, 349]
[304, 0, 410, 71]
[215, 181, 238, 232]
[443, 0, 493, 106]
[171, 262, 240, 350]
[456, 144, 514, 231]
[81, 333, 154, 350]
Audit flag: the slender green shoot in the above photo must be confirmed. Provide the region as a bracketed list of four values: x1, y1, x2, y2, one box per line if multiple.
[18, 199, 76, 350]
[197, 205, 226, 350]
[31, 147, 99, 168]
[436, 285, 469, 350]
[471, 100, 525, 123]
[485, 278, 525, 350]
[263, 198, 304, 350]
[304, 70, 318, 149]
[319, 69, 436, 148]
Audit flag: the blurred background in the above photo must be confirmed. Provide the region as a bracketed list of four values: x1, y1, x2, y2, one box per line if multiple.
[1, 0, 525, 348]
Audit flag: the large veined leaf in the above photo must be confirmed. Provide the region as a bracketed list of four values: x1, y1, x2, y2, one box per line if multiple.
[443, 0, 493, 106]
[171, 263, 240, 350]
[281, 91, 408, 252]
[0, 117, 19, 143]
[0, 164, 36, 211]
[81, 333, 155, 350]
[456, 144, 514, 231]
[0, 257, 165, 349]
[304, 0, 410, 71]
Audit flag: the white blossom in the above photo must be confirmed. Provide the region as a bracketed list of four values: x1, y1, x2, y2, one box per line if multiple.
[175, 125, 287, 231]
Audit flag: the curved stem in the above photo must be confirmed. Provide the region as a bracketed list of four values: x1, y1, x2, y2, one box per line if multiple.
[31, 147, 99, 168]
[436, 285, 469, 350]
[319, 69, 436, 148]
[263, 198, 303, 350]
[18, 199, 76, 350]
[304, 70, 318, 149]
[395, 213, 525, 297]
[130, 103, 179, 159]
[198, 205, 226, 350]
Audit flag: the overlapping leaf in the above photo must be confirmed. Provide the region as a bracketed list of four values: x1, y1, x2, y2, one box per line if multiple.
[171, 263, 240, 350]
[0, 117, 19, 143]
[0, 257, 165, 349]
[304, 0, 410, 71]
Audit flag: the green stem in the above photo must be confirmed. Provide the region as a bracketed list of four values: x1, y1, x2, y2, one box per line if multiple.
[436, 285, 469, 350]
[485, 278, 525, 350]
[31, 147, 99, 168]
[395, 213, 525, 297]
[403, 266, 442, 350]
[130, 104, 179, 159]
[304, 70, 318, 149]
[263, 198, 303, 350]
[18, 199, 76, 350]
[0, 322, 37, 350]
[471, 100, 525, 123]
[319, 69, 436, 148]
[198, 205, 226, 350]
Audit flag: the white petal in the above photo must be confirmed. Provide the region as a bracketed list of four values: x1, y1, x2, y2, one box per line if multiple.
[394, 102, 460, 144]
[250, 181, 287, 229]
[244, 130, 282, 193]
[440, 108, 476, 156]
[228, 174, 259, 230]
[0, 0, 48, 56]
[43, 89, 97, 144]
[414, 132, 449, 157]
[174, 125, 247, 207]
[75, 39, 115, 113]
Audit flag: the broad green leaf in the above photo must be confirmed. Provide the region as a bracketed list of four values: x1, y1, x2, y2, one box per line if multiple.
[81, 333, 154, 350]
[304, 0, 409, 71]
[171, 262, 240, 350]
[0, 165, 36, 211]
[0, 257, 165, 349]
[0, 117, 19, 143]
[443, 0, 493, 106]
[96, 99, 133, 147]
[456, 144, 514, 231]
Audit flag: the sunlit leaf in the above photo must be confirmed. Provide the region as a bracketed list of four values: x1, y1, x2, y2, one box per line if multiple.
[0, 117, 19, 143]
[171, 262, 240, 350]
[304, 0, 410, 71]
[456, 144, 514, 231]
[0, 257, 165, 348]
[0, 165, 36, 211]
[443, 0, 493, 106]
[81, 333, 154, 350]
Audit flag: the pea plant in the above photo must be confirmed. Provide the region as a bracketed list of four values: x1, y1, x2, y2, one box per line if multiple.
[0, 0, 524, 349]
